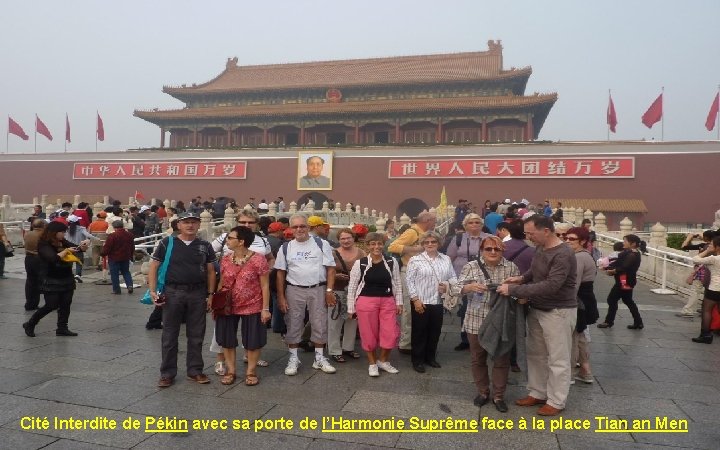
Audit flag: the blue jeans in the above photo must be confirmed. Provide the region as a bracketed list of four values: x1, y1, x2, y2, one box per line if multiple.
[108, 260, 133, 293]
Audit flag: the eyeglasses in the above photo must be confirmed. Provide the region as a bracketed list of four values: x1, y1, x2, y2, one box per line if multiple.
[556, 233, 567, 240]
[422, 241, 438, 245]
[483, 247, 502, 253]
[467, 221, 481, 224]
[226, 236, 238, 241]
[565, 237, 579, 241]
[238, 221, 256, 225]
[291, 225, 308, 229]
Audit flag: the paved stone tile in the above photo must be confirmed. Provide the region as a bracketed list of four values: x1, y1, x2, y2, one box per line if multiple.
[0, 393, 54, 427]
[22, 356, 145, 382]
[343, 390, 477, 421]
[260, 404, 401, 448]
[124, 388, 273, 420]
[395, 428, 559, 450]
[641, 367, 720, 387]
[556, 434, 675, 449]
[589, 334, 660, 348]
[650, 338, 720, 352]
[221, 375, 354, 410]
[21, 341, 136, 362]
[0, 367, 57, 394]
[0, 348, 57, 369]
[42, 439, 124, 449]
[674, 400, 720, 424]
[630, 420, 720, 449]
[15, 376, 158, 410]
[596, 377, 720, 404]
[565, 393, 688, 420]
[591, 353, 689, 370]
[0, 403, 151, 448]
[677, 357, 720, 372]
[618, 344, 720, 361]
[587, 364, 650, 381]
[307, 438, 397, 450]
[0, 428, 58, 449]
[0, 335, 57, 351]
[134, 429, 312, 450]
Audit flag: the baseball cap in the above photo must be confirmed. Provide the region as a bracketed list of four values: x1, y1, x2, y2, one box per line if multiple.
[139, 205, 150, 213]
[67, 214, 80, 223]
[504, 198, 511, 204]
[112, 220, 124, 228]
[307, 216, 328, 227]
[268, 222, 284, 233]
[178, 211, 201, 221]
[97, 211, 107, 218]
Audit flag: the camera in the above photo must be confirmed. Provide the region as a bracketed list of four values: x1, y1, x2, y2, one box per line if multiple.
[156, 292, 167, 305]
[486, 283, 499, 291]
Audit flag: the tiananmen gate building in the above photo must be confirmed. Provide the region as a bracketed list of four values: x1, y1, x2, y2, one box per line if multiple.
[134, 41, 557, 148]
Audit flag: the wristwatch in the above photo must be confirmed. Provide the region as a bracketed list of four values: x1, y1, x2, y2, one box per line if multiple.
[326, 288, 333, 293]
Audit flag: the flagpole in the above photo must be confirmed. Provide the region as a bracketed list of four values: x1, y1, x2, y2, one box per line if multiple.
[717, 85, 719, 141]
[34, 114, 37, 154]
[95, 110, 98, 153]
[661, 86, 665, 142]
[64, 113, 67, 153]
[5, 115, 8, 154]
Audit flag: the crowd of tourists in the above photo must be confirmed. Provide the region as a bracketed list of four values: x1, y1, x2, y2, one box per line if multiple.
[12, 196, 720, 415]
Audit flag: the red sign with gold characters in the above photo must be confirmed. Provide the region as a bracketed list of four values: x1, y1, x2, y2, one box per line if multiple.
[388, 157, 634, 179]
[326, 88, 342, 103]
[73, 160, 247, 180]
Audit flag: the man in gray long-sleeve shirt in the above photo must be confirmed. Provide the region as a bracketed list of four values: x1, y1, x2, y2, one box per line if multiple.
[498, 215, 577, 416]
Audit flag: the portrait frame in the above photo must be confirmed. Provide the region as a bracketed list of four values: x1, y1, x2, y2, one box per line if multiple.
[297, 150, 334, 191]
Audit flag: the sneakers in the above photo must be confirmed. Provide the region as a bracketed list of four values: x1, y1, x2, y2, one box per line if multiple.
[376, 361, 399, 374]
[312, 357, 337, 374]
[214, 361, 227, 376]
[74, 275, 83, 283]
[368, 364, 380, 377]
[675, 312, 695, 318]
[285, 356, 301, 376]
[574, 373, 594, 384]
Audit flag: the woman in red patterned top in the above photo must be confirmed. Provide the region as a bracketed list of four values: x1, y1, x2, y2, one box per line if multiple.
[213, 226, 270, 386]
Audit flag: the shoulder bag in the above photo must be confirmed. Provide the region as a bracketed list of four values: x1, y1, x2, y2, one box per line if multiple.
[140, 237, 174, 305]
[211, 262, 239, 320]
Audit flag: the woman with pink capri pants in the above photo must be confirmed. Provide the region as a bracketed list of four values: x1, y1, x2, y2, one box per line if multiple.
[347, 232, 404, 377]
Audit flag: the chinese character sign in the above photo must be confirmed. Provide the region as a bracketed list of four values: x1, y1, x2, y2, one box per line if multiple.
[73, 161, 247, 179]
[388, 158, 634, 178]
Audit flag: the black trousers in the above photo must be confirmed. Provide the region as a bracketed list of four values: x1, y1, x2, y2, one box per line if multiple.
[411, 303, 444, 365]
[160, 285, 207, 379]
[24, 255, 43, 310]
[29, 290, 74, 329]
[604, 284, 643, 326]
[147, 306, 163, 327]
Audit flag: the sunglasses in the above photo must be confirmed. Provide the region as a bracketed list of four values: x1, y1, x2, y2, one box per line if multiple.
[483, 247, 502, 253]
[556, 233, 568, 240]
[565, 237, 579, 241]
[466, 221, 481, 224]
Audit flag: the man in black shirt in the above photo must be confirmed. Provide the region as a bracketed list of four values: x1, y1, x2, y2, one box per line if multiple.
[149, 212, 216, 387]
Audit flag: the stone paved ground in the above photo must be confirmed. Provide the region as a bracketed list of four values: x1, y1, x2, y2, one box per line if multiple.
[0, 250, 718, 449]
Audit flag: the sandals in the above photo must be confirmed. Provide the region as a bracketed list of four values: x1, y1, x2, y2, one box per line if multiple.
[331, 354, 346, 363]
[245, 374, 259, 386]
[342, 350, 361, 359]
[243, 356, 269, 367]
[221, 373, 236, 385]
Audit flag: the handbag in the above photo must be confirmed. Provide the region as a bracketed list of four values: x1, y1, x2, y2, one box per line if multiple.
[140, 236, 174, 305]
[4, 241, 14, 257]
[211, 272, 237, 319]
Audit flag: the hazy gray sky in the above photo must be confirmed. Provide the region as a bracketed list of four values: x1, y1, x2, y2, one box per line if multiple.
[2, 0, 719, 153]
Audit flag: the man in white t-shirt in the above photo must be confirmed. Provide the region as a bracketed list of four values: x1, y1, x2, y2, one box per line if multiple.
[275, 214, 337, 376]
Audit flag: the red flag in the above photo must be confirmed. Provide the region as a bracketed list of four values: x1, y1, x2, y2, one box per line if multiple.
[8, 117, 29, 140]
[706, 93, 719, 131]
[97, 112, 105, 141]
[134, 190, 145, 200]
[35, 115, 53, 141]
[65, 114, 71, 143]
[607, 95, 618, 133]
[641, 93, 663, 129]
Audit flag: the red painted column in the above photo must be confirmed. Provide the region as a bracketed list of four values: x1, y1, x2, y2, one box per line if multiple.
[300, 124, 305, 146]
[160, 128, 165, 148]
[354, 124, 360, 144]
[193, 129, 198, 147]
[526, 115, 534, 141]
[481, 118, 488, 142]
[226, 129, 232, 147]
[395, 121, 401, 143]
[262, 128, 268, 146]
[436, 119, 443, 144]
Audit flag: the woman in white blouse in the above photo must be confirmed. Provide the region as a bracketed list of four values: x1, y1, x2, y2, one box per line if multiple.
[691, 235, 720, 344]
[405, 231, 457, 373]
